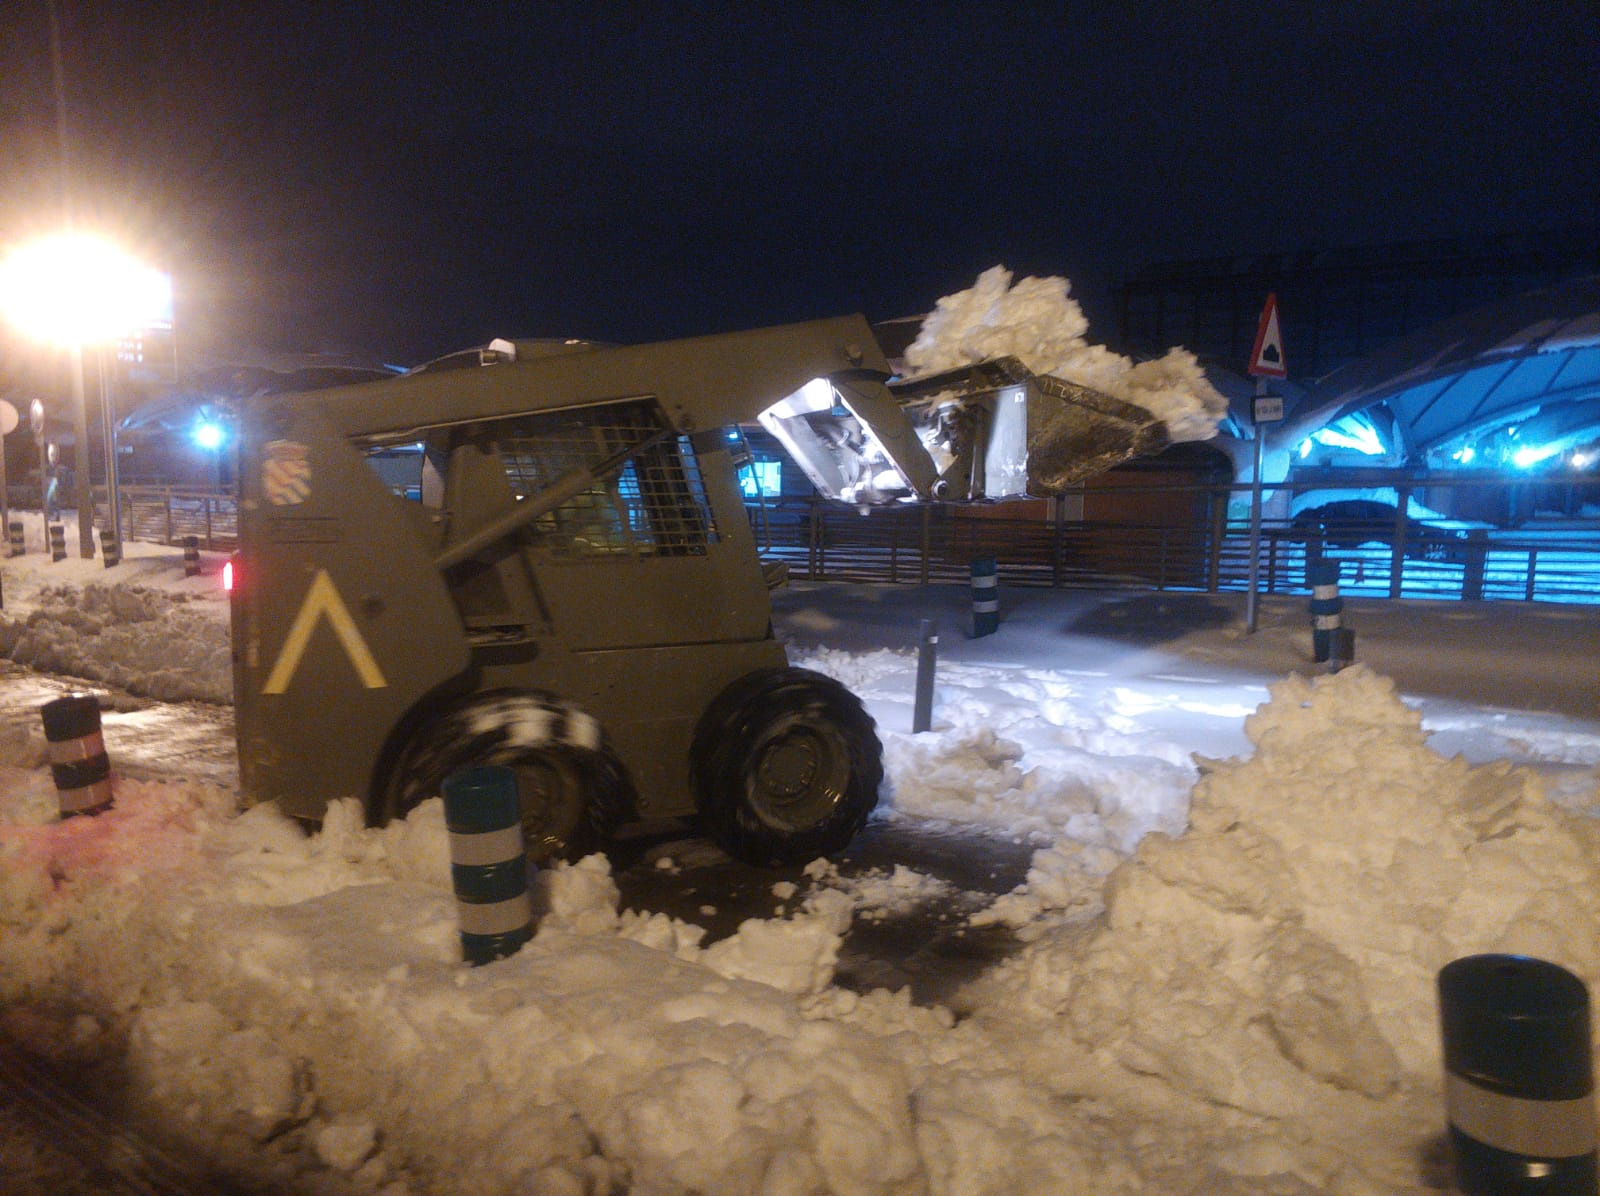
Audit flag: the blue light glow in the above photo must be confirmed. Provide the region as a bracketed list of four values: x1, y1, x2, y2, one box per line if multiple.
[1512, 444, 1559, 469]
[737, 460, 782, 498]
[1310, 418, 1384, 456]
[193, 419, 226, 451]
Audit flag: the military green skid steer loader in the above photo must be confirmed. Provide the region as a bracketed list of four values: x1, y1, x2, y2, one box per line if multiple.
[231, 315, 1167, 866]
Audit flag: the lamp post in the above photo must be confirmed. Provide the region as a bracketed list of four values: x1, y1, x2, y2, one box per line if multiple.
[0, 233, 171, 559]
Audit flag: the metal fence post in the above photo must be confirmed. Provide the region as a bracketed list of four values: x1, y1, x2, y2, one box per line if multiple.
[1462, 529, 1488, 600]
[919, 503, 931, 586]
[1389, 488, 1409, 599]
[888, 507, 900, 583]
[807, 502, 820, 580]
[1207, 490, 1224, 593]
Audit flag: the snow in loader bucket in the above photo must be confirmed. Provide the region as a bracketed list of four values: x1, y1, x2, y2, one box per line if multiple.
[758, 356, 1171, 505]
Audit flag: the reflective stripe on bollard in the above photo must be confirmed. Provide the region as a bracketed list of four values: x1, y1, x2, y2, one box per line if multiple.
[970, 557, 998, 638]
[442, 765, 533, 966]
[1438, 954, 1597, 1195]
[1308, 560, 1343, 663]
[40, 693, 114, 817]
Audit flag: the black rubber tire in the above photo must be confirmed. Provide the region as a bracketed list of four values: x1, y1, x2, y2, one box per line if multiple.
[382, 690, 632, 865]
[690, 667, 883, 866]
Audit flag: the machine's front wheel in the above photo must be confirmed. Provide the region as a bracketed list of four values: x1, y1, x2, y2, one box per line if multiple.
[382, 691, 631, 864]
[691, 667, 882, 866]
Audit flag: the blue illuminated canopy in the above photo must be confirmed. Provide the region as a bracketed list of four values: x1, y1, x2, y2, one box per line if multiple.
[1284, 275, 1600, 465]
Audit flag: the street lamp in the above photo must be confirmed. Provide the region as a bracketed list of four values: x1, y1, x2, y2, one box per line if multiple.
[0, 232, 171, 558]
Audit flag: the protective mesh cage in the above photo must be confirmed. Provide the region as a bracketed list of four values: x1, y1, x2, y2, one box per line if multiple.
[498, 400, 718, 558]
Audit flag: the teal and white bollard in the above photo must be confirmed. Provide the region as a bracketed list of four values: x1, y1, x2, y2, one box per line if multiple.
[1308, 559, 1343, 663]
[1438, 954, 1596, 1194]
[970, 557, 998, 638]
[442, 765, 533, 966]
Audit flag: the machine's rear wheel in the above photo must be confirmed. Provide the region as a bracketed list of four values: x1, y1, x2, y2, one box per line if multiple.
[382, 691, 631, 864]
[691, 667, 882, 866]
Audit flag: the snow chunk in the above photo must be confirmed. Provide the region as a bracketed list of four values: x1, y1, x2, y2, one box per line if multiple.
[903, 265, 1228, 442]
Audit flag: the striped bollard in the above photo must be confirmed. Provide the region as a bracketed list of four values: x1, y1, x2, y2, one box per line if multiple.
[183, 535, 200, 577]
[7, 521, 22, 557]
[1308, 560, 1343, 663]
[99, 528, 121, 568]
[49, 524, 66, 563]
[970, 556, 998, 638]
[1438, 954, 1596, 1194]
[443, 765, 533, 966]
[40, 693, 115, 817]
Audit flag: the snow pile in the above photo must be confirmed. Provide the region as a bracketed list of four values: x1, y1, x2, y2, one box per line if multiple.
[3, 557, 1599, 1192]
[1, 661, 1595, 1193]
[1016, 666, 1600, 1137]
[0, 579, 231, 704]
[903, 265, 1228, 442]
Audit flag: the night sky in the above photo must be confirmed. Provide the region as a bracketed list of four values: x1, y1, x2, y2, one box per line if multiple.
[1, 2, 1596, 369]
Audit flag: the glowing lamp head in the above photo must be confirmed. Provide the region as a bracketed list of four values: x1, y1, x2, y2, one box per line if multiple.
[0, 233, 171, 347]
[222, 559, 235, 592]
[193, 419, 226, 451]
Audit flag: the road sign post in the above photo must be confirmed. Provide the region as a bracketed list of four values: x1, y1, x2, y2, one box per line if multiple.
[0, 399, 16, 544]
[1245, 294, 1288, 634]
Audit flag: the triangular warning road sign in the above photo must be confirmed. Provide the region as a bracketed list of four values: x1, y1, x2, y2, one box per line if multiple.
[1248, 292, 1287, 378]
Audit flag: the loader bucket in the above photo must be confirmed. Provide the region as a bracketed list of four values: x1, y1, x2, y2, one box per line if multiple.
[888, 356, 1170, 500]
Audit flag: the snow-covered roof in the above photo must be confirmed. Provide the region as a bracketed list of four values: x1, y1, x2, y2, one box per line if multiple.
[1284, 274, 1600, 456]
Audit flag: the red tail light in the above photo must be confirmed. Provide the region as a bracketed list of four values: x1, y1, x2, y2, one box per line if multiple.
[222, 559, 235, 592]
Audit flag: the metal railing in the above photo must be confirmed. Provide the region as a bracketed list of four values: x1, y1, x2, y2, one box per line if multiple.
[96, 485, 238, 552]
[9, 474, 1597, 604]
[749, 482, 1600, 605]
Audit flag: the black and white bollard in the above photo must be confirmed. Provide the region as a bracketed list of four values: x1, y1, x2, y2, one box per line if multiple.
[1438, 954, 1597, 1195]
[1308, 560, 1343, 663]
[913, 618, 938, 733]
[970, 556, 998, 638]
[99, 527, 121, 568]
[183, 535, 200, 577]
[49, 523, 66, 563]
[40, 693, 115, 818]
[443, 765, 533, 966]
[7, 520, 22, 557]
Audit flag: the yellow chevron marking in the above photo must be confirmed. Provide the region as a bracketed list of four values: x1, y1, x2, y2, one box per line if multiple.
[262, 569, 387, 694]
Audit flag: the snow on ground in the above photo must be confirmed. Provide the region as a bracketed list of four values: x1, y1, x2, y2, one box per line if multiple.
[2, 525, 1600, 1194]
